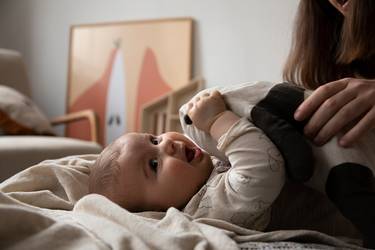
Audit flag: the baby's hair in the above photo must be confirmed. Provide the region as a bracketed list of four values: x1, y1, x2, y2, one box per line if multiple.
[89, 141, 122, 200]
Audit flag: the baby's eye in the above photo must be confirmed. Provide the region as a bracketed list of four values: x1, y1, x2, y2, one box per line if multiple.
[149, 159, 159, 172]
[150, 136, 159, 145]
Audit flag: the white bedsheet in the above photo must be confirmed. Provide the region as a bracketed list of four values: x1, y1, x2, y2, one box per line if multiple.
[0, 155, 365, 250]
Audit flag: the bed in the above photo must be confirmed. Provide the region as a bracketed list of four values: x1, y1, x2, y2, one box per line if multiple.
[0, 74, 369, 249]
[0, 154, 367, 250]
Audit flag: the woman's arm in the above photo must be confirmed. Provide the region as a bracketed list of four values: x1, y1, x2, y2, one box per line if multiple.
[294, 77, 375, 147]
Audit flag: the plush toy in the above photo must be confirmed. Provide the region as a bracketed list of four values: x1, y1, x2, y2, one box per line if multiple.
[180, 81, 375, 248]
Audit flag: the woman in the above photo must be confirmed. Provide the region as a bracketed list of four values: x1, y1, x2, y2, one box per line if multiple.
[283, 0, 375, 147]
[266, 1, 375, 247]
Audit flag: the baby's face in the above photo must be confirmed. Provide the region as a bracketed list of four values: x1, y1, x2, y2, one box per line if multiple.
[114, 132, 213, 211]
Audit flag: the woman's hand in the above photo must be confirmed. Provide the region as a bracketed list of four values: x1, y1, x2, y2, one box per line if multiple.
[294, 78, 375, 147]
[187, 90, 227, 133]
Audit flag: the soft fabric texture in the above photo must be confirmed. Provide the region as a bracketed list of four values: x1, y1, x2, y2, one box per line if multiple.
[179, 81, 375, 240]
[0, 155, 366, 249]
[183, 117, 284, 231]
[0, 85, 55, 135]
[0, 136, 102, 182]
[0, 49, 31, 96]
[180, 81, 276, 161]
[179, 81, 375, 193]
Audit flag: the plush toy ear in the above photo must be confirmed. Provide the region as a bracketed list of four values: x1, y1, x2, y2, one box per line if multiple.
[251, 106, 313, 182]
[183, 114, 192, 125]
[251, 83, 314, 182]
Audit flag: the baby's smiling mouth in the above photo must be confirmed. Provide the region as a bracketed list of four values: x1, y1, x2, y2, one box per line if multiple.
[185, 147, 203, 163]
[185, 147, 195, 162]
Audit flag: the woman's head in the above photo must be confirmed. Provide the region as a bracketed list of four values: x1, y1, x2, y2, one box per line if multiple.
[283, 0, 375, 89]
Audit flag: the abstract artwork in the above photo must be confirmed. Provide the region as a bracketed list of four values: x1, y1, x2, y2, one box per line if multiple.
[66, 18, 193, 145]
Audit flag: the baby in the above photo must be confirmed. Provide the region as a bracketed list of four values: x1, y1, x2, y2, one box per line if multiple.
[89, 81, 375, 248]
[89, 90, 285, 231]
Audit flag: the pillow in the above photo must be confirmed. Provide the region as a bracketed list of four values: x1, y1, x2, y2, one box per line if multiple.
[0, 85, 55, 135]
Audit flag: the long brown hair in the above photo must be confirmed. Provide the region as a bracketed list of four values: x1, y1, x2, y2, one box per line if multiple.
[283, 0, 375, 89]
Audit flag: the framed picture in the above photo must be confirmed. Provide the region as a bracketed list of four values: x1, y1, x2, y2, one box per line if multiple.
[66, 18, 193, 145]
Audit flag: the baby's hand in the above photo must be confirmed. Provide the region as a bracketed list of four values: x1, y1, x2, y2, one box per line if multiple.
[187, 90, 227, 133]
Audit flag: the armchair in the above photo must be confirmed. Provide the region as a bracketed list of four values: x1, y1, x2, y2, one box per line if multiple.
[0, 48, 102, 182]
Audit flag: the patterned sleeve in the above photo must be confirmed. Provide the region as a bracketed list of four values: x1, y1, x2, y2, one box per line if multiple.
[186, 117, 285, 231]
[218, 117, 284, 201]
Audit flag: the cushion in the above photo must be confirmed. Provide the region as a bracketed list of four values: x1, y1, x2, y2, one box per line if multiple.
[0, 136, 102, 182]
[0, 85, 55, 135]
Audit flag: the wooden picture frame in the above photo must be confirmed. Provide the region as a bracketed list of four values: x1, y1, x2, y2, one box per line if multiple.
[66, 18, 193, 145]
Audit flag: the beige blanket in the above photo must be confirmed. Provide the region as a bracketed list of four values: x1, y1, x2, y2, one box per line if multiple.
[0, 155, 366, 250]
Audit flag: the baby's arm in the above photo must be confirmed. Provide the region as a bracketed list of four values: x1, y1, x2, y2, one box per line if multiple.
[187, 90, 240, 140]
[187, 90, 285, 230]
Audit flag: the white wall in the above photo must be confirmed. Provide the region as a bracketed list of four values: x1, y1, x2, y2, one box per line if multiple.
[0, 0, 298, 133]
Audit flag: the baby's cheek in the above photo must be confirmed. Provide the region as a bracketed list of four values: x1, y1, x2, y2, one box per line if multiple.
[163, 162, 196, 191]
[168, 160, 192, 175]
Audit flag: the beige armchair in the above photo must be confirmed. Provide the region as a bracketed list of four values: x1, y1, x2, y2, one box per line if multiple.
[0, 48, 102, 182]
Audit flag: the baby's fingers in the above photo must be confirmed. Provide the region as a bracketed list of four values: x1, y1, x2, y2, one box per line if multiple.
[211, 90, 222, 98]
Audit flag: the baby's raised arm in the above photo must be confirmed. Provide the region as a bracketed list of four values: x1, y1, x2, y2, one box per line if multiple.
[186, 90, 240, 141]
[183, 89, 285, 231]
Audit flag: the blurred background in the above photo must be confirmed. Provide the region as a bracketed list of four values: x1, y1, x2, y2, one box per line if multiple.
[0, 0, 298, 135]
